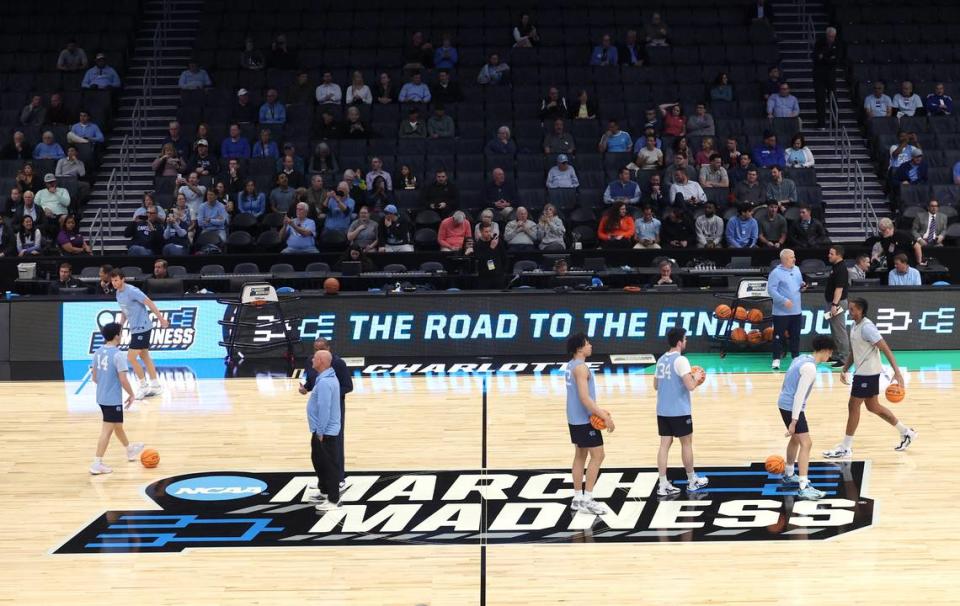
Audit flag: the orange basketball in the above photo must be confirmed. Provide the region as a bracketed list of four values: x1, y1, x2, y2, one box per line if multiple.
[762, 327, 774, 342]
[140, 448, 160, 468]
[714, 304, 732, 319]
[323, 277, 340, 294]
[765, 454, 785, 474]
[731, 327, 747, 343]
[747, 308, 764, 324]
[747, 330, 763, 344]
[589, 414, 606, 430]
[734, 306, 748, 321]
[690, 365, 706, 385]
[885, 383, 906, 403]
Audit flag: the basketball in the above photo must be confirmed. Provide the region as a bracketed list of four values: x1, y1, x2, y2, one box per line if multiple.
[730, 327, 747, 343]
[589, 414, 606, 430]
[747, 330, 763, 344]
[140, 448, 160, 468]
[762, 327, 774, 342]
[747, 308, 764, 324]
[323, 277, 341, 294]
[885, 384, 906, 403]
[714, 304, 732, 319]
[734, 306, 748, 321]
[691, 365, 706, 385]
[765, 454, 785, 474]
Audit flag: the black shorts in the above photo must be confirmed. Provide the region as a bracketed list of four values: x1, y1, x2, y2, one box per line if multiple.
[657, 415, 693, 437]
[779, 408, 809, 434]
[100, 404, 123, 423]
[129, 330, 151, 351]
[569, 423, 603, 448]
[851, 374, 880, 398]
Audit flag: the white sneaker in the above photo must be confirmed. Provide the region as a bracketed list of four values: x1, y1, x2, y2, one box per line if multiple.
[315, 500, 341, 512]
[89, 462, 113, 475]
[339, 480, 346, 490]
[797, 485, 826, 500]
[306, 490, 327, 504]
[126, 443, 145, 461]
[146, 382, 163, 397]
[134, 385, 149, 400]
[894, 428, 917, 451]
[686, 476, 709, 493]
[657, 483, 681, 497]
[569, 497, 583, 511]
[822, 445, 853, 459]
[771, 359, 781, 370]
[578, 498, 609, 515]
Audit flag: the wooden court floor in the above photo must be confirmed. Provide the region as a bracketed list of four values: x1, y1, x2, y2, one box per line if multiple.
[0, 367, 956, 605]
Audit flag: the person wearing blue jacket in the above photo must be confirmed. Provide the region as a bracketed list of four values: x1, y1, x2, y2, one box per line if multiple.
[767, 248, 806, 370]
[307, 349, 342, 511]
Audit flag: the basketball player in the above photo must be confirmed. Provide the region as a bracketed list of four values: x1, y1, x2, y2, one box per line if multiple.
[565, 333, 614, 515]
[90, 322, 144, 475]
[655, 327, 708, 496]
[110, 269, 169, 399]
[308, 349, 342, 511]
[777, 336, 837, 500]
[824, 297, 917, 457]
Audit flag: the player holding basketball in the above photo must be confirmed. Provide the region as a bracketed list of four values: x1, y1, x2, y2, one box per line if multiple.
[824, 297, 917, 457]
[565, 333, 614, 515]
[89, 322, 144, 475]
[777, 336, 837, 500]
[655, 327, 708, 496]
[110, 269, 169, 400]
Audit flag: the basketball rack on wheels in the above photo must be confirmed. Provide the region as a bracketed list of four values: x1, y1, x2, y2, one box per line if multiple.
[711, 278, 773, 358]
[217, 282, 303, 369]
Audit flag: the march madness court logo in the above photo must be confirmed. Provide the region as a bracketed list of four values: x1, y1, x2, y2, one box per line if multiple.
[56, 462, 874, 553]
[87, 307, 199, 353]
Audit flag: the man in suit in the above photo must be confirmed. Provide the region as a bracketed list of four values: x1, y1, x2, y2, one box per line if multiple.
[911, 199, 947, 261]
[299, 338, 353, 486]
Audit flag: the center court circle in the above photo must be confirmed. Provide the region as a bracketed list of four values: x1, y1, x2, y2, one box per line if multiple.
[165, 475, 268, 501]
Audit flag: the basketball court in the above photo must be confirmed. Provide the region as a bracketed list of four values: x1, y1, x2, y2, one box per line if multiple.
[0, 352, 956, 605]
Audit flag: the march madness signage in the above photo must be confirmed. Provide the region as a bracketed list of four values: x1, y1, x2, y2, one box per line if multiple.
[56, 463, 874, 553]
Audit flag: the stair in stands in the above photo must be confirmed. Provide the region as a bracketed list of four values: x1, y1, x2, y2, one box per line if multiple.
[771, 0, 889, 243]
[81, 0, 202, 253]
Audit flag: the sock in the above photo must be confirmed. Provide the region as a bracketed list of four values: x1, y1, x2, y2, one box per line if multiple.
[687, 472, 698, 483]
[785, 463, 795, 476]
[895, 422, 908, 435]
[842, 435, 854, 449]
[799, 476, 810, 489]
[584, 491, 593, 500]
[659, 474, 669, 486]
[150, 379, 161, 386]
[573, 490, 583, 499]
[94, 457, 102, 464]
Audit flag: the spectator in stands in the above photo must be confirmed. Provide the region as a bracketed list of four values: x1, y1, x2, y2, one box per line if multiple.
[55, 145, 89, 203]
[346, 206, 379, 251]
[912, 199, 947, 255]
[285, 70, 314, 105]
[13, 189, 42, 229]
[504, 207, 540, 251]
[633, 135, 664, 171]
[399, 108, 427, 138]
[659, 103, 686, 137]
[474, 222, 507, 288]
[2, 131, 32, 160]
[752, 132, 784, 168]
[924, 82, 953, 116]
[569, 89, 597, 120]
[604, 167, 641, 205]
[645, 12, 669, 46]
[427, 105, 455, 138]
[484, 168, 516, 218]
[787, 205, 829, 248]
[668, 136, 691, 166]
[56, 214, 91, 255]
[152, 259, 169, 280]
[323, 183, 355, 234]
[864, 82, 894, 118]
[767, 83, 800, 118]
[399, 72, 431, 103]
[485, 126, 517, 156]
[220, 124, 251, 159]
[197, 189, 228, 241]
[687, 103, 716, 137]
[598, 119, 632, 153]
[888, 130, 917, 182]
[68, 110, 105, 150]
[598, 202, 635, 248]
[421, 169, 459, 217]
[438, 210, 471, 252]
[887, 253, 921, 286]
[664, 152, 697, 185]
[868, 217, 921, 269]
[45, 93, 72, 126]
[237, 179, 266, 219]
[315, 72, 342, 105]
[36, 174, 70, 226]
[187, 139, 218, 178]
[57, 39, 88, 72]
[432, 70, 463, 105]
[474, 208, 501, 241]
[178, 61, 212, 90]
[334, 71, 366, 106]
[543, 119, 576, 156]
[268, 173, 296, 214]
[634, 204, 661, 249]
[642, 108, 662, 134]
[699, 153, 729, 195]
[590, 34, 618, 66]
[343, 106, 370, 139]
[695, 201, 724, 248]
[710, 73, 734, 103]
[651, 259, 676, 287]
[757, 199, 787, 249]
[267, 34, 297, 70]
[232, 89, 257, 124]
[310, 142, 338, 181]
[215, 181, 233, 211]
[1, 187, 19, 218]
[661, 207, 694, 248]
[538, 204, 566, 252]
[259, 89, 286, 124]
[278, 202, 317, 253]
[813, 27, 840, 128]
[162, 208, 190, 256]
[334, 245, 374, 271]
[304, 174, 326, 215]
[726, 204, 758, 248]
[20, 95, 45, 126]
[765, 166, 797, 208]
[849, 254, 871, 280]
[16, 215, 43, 256]
[694, 137, 715, 168]
[364, 176, 394, 215]
[252, 129, 279, 160]
[734, 166, 764, 206]
[362, 157, 392, 191]
[641, 174, 667, 210]
[96, 264, 115, 295]
[546, 154, 579, 189]
[152, 142, 185, 178]
[433, 34, 458, 70]
[16, 162, 40, 193]
[82, 53, 121, 89]
[178, 172, 206, 217]
[378, 205, 413, 252]
[313, 110, 341, 140]
[238, 37, 265, 71]
[669, 167, 706, 208]
[133, 192, 165, 221]
[34, 131, 65, 160]
[477, 53, 510, 85]
[402, 31, 433, 74]
[895, 148, 927, 186]
[722, 137, 742, 169]
[785, 133, 815, 168]
[513, 13, 541, 47]
[124, 207, 162, 255]
[539, 87, 568, 122]
[764, 66, 786, 102]
[893, 81, 923, 118]
[374, 73, 396, 105]
[52, 262, 82, 290]
[619, 29, 645, 67]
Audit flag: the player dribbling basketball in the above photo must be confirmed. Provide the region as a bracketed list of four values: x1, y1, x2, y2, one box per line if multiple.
[655, 327, 708, 496]
[564, 333, 614, 515]
[89, 322, 143, 475]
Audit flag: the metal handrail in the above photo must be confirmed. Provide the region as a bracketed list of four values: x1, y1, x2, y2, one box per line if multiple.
[855, 160, 880, 234]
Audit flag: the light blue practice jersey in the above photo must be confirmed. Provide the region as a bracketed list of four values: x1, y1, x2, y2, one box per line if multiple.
[564, 358, 595, 425]
[116, 284, 152, 333]
[655, 351, 692, 417]
[93, 344, 128, 406]
[777, 354, 816, 412]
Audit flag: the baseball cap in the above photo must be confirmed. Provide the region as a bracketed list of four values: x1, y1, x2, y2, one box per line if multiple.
[196, 138, 208, 146]
[44, 173, 56, 183]
[911, 148, 923, 158]
[384, 204, 398, 215]
[237, 88, 249, 96]
[557, 154, 569, 164]
[95, 53, 106, 60]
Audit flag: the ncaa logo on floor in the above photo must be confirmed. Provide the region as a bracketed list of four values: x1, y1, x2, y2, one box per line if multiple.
[165, 475, 268, 501]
